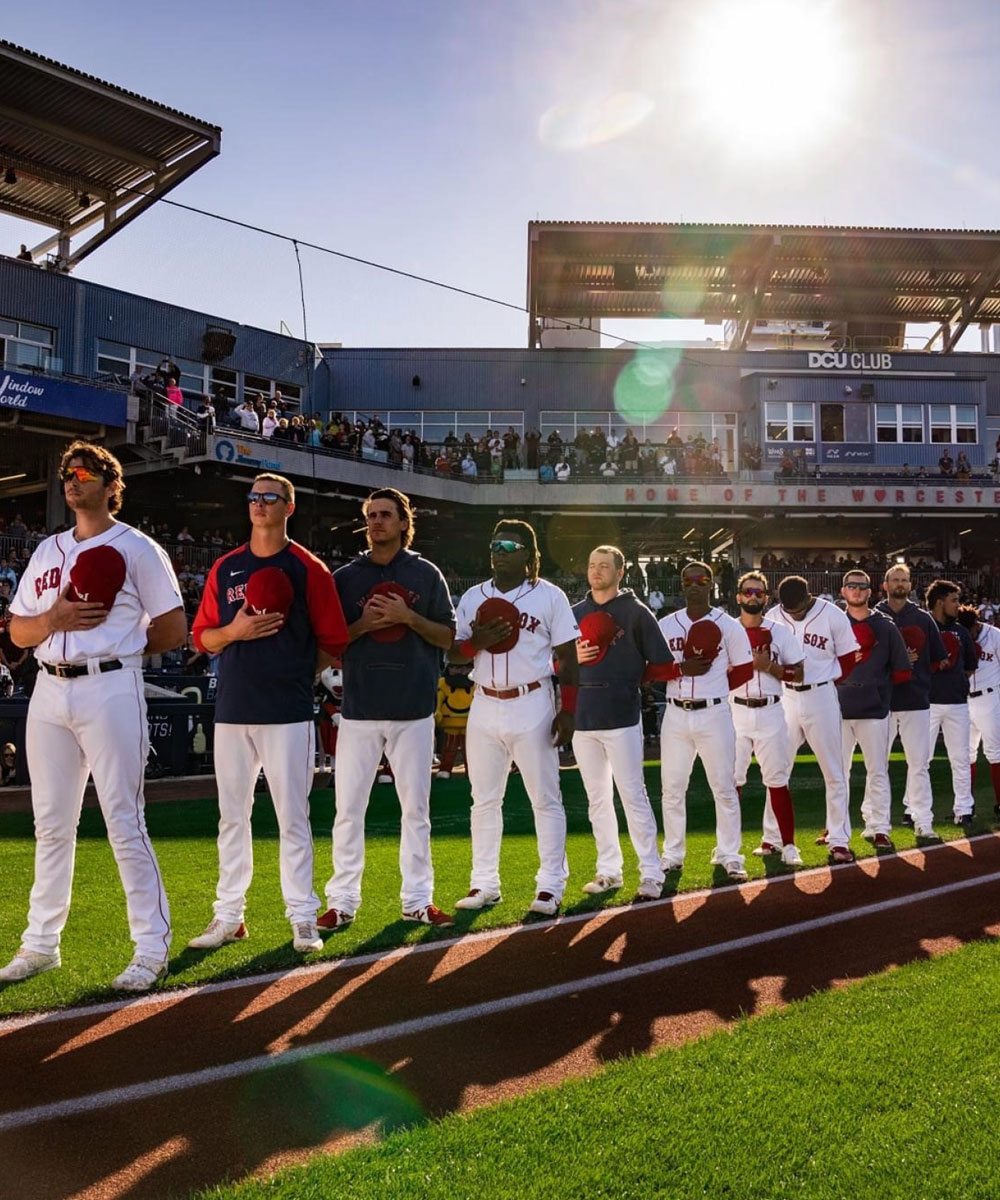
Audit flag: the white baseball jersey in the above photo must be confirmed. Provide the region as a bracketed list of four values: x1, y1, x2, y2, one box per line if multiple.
[657, 607, 752, 701]
[10, 523, 182, 664]
[456, 577, 579, 689]
[730, 617, 801, 701]
[769, 598, 860, 685]
[970, 622, 1000, 692]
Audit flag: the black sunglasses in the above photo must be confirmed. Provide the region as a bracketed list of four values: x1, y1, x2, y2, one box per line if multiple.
[247, 492, 286, 505]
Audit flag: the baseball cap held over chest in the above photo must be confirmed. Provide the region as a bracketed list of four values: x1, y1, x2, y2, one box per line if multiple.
[367, 580, 411, 643]
[684, 619, 722, 662]
[245, 566, 294, 620]
[578, 610, 618, 663]
[67, 544, 127, 609]
[476, 596, 520, 653]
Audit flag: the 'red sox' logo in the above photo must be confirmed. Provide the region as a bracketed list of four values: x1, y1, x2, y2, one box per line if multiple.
[35, 567, 62, 599]
[803, 633, 829, 649]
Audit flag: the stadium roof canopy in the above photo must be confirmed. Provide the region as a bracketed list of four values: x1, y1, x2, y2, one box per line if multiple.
[527, 221, 1000, 352]
[0, 40, 220, 269]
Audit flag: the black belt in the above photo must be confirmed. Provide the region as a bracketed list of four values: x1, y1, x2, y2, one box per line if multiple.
[970, 688, 995, 698]
[43, 659, 123, 679]
[669, 697, 724, 711]
[785, 681, 829, 692]
[733, 695, 780, 708]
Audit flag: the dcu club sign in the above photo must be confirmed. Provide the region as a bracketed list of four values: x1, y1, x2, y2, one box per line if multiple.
[807, 352, 894, 370]
[0, 369, 127, 426]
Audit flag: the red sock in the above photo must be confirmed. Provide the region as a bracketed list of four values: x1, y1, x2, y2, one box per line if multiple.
[736, 785, 742, 803]
[971, 763, 977, 792]
[991, 762, 1000, 803]
[768, 785, 795, 846]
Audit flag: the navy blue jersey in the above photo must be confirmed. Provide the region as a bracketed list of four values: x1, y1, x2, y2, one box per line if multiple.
[193, 541, 348, 724]
[336, 548, 455, 720]
[837, 612, 911, 720]
[929, 618, 977, 705]
[874, 599, 948, 711]
[572, 589, 673, 731]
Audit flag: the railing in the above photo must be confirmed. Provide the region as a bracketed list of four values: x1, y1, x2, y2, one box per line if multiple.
[137, 390, 207, 457]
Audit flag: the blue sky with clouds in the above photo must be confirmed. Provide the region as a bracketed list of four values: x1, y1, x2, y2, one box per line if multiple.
[4, 0, 1000, 348]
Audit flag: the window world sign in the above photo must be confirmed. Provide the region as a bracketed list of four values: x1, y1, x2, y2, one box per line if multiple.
[0, 369, 126, 426]
[624, 483, 1000, 508]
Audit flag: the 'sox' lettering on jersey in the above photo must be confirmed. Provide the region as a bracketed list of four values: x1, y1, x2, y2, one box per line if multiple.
[803, 632, 829, 650]
[226, 583, 247, 606]
[34, 566, 61, 599]
[519, 613, 541, 635]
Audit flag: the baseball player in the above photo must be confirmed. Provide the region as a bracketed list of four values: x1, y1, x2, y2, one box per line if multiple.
[320, 488, 457, 929]
[572, 544, 673, 900]
[875, 563, 949, 838]
[655, 561, 754, 881]
[452, 520, 579, 916]
[770, 575, 861, 864]
[956, 603, 1000, 818]
[837, 570, 915, 850]
[0, 441, 186, 991]
[189, 473, 348, 954]
[926, 579, 978, 828]
[730, 571, 805, 866]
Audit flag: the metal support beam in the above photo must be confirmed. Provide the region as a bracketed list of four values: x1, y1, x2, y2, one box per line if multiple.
[0, 102, 161, 171]
[733, 236, 779, 349]
[942, 249, 1000, 352]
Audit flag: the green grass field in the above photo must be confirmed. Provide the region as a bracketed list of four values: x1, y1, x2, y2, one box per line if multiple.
[0, 752, 995, 1016]
[195, 935, 1000, 1200]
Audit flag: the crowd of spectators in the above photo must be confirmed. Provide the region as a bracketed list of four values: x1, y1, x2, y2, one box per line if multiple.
[540, 427, 729, 482]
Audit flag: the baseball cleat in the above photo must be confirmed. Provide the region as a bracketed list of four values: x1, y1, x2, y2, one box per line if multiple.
[915, 827, 942, 844]
[292, 921, 323, 953]
[436, 770, 451, 780]
[780, 844, 804, 866]
[0, 948, 61, 983]
[582, 874, 623, 895]
[528, 891, 560, 916]
[112, 956, 167, 992]
[402, 904, 455, 927]
[660, 856, 684, 873]
[872, 833, 895, 852]
[955, 813, 974, 830]
[187, 919, 249, 950]
[829, 845, 856, 865]
[454, 889, 501, 910]
[900, 813, 915, 829]
[751, 842, 781, 857]
[316, 907, 354, 930]
[377, 772, 393, 785]
[814, 830, 830, 846]
[635, 878, 663, 901]
[723, 861, 748, 882]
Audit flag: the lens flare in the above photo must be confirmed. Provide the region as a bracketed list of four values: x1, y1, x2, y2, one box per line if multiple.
[539, 91, 654, 150]
[614, 346, 683, 429]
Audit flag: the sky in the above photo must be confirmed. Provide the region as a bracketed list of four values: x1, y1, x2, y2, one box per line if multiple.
[4, 0, 1000, 350]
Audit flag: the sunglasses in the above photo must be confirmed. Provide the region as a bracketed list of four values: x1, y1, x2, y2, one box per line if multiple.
[740, 587, 766, 598]
[247, 492, 286, 505]
[490, 539, 526, 554]
[62, 466, 103, 483]
[843, 582, 871, 591]
[682, 575, 711, 587]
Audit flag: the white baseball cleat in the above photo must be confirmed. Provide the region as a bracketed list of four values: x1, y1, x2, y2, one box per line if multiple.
[112, 956, 167, 992]
[0, 948, 61, 983]
[780, 844, 804, 866]
[436, 770, 451, 780]
[581, 874, 623, 895]
[528, 891, 560, 916]
[454, 888, 502, 910]
[915, 826, 942, 843]
[660, 856, 684, 872]
[635, 878, 663, 901]
[724, 861, 749, 882]
[292, 921, 323, 953]
[187, 919, 249, 949]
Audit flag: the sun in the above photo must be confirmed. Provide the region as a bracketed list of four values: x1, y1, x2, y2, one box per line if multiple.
[677, 0, 856, 157]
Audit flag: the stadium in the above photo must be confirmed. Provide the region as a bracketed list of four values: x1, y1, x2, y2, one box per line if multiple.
[2, 33, 1000, 1200]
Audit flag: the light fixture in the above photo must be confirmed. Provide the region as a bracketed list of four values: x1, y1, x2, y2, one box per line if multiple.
[0, 472, 26, 483]
[78, 193, 91, 209]
[3, 167, 16, 186]
[682, 528, 697, 539]
[959, 528, 972, 536]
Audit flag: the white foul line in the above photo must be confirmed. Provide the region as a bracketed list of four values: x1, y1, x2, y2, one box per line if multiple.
[3, 831, 994, 1037]
[1, 866, 998, 1135]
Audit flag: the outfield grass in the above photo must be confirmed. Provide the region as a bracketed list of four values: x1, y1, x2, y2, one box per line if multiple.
[0, 753, 995, 1015]
[195, 934, 1000, 1200]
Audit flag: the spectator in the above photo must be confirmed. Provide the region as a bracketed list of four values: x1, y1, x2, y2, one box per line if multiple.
[401, 435, 415, 472]
[524, 429, 541, 470]
[157, 357, 180, 385]
[16, 245, 32, 262]
[1, 742, 15, 785]
[901, 463, 912, 478]
[955, 451, 971, 481]
[502, 426, 521, 469]
[0, 558, 17, 592]
[599, 459, 618, 477]
[461, 451, 477, 478]
[554, 458, 571, 482]
[939, 450, 955, 477]
[647, 587, 665, 615]
[261, 409, 279, 439]
[129, 366, 148, 396]
[176, 526, 195, 544]
[196, 396, 215, 433]
[237, 400, 260, 433]
[164, 378, 183, 407]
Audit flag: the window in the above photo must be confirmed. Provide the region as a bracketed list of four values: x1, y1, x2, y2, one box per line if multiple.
[876, 404, 923, 443]
[210, 367, 237, 405]
[346, 411, 523, 442]
[765, 402, 814, 442]
[820, 404, 844, 443]
[931, 404, 978, 444]
[1, 317, 56, 371]
[96, 339, 131, 377]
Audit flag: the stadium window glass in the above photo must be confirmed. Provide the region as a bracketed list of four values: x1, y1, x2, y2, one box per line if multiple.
[489, 411, 524, 434]
[455, 415, 490, 438]
[210, 367, 238, 403]
[765, 401, 788, 441]
[0, 319, 17, 338]
[275, 382, 301, 404]
[819, 403, 845, 442]
[421, 411, 460, 442]
[244, 374, 271, 396]
[932, 403, 978, 444]
[18, 323, 52, 346]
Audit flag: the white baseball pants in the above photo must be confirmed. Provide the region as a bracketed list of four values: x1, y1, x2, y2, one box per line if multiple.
[733, 700, 792, 788]
[573, 721, 663, 884]
[889, 709, 935, 829]
[842, 716, 892, 836]
[783, 685, 851, 847]
[660, 701, 744, 868]
[969, 692, 1000, 763]
[928, 703, 974, 816]
[213, 721, 319, 924]
[326, 715, 435, 914]
[22, 668, 171, 960]
[465, 685, 567, 898]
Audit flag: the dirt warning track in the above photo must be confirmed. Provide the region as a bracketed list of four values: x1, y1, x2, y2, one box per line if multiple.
[3, 834, 1000, 1200]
